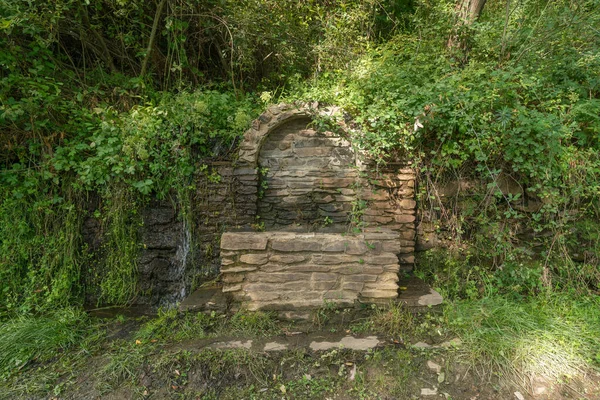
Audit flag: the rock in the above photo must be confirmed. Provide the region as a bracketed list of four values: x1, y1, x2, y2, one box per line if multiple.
[212, 340, 253, 349]
[514, 391, 525, 400]
[269, 254, 306, 264]
[420, 388, 438, 396]
[263, 342, 288, 351]
[439, 338, 462, 348]
[413, 342, 432, 349]
[221, 233, 268, 250]
[239, 253, 269, 265]
[309, 336, 381, 351]
[427, 360, 442, 373]
[271, 238, 321, 252]
[418, 289, 444, 306]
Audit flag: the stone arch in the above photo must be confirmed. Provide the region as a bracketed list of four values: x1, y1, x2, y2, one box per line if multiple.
[239, 104, 358, 231]
[238, 104, 315, 167]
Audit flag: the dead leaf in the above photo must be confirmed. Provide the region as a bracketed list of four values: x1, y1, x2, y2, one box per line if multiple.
[135, 340, 142, 345]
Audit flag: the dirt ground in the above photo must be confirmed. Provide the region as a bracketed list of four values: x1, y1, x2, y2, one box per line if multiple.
[3, 308, 599, 400]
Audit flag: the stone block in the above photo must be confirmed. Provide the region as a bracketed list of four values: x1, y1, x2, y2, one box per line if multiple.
[252, 272, 312, 284]
[271, 238, 321, 252]
[222, 274, 245, 283]
[367, 254, 399, 265]
[363, 232, 399, 240]
[246, 291, 280, 302]
[378, 272, 399, 283]
[294, 147, 333, 157]
[369, 201, 392, 210]
[221, 233, 269, 250]
[379, 241, 401, 253]
[383, 264, 400, 272]
[222, 257, 235, 266]
[322, 239, 348, 252]
[398, 254, 415, 264]
[268, 254, 306, 264]
[360, 289, 397, 299]
[313, 272, 339, 281]
[360, 190, 390, 201]
[318, 177, 355, 188]
[223, 284, 242, 293]
[395, 174, 415, 181]
[397, 199, 417, 210]
[343, 274, 378, 282]
[221, 266, 258, 273]
[345, 241, 368, 255]
[364, 281, 398, 290]
[311, 254, 360, 265]
[245, 299, 327, 311]
[342, 282, 364, 292]
[312, 281, 340, 290]
[239, 253, 269, 265]
[393, 214, 416, 223]
[323, 290, 358, 300]
[262, 264, 332, 273]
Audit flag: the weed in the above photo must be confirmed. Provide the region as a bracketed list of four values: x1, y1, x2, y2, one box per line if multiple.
[96, 340, 147, 392]
[446, 293, 600, 390]
[369, 302, 416, 339]
[355, 348, 416, 398]
[223, 310, 280, 337]
[0, 308, 91, 379]
[136, 308, 218, 342]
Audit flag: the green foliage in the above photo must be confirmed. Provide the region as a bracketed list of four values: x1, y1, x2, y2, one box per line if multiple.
[0, 308, 91, 379]
[136, 308, 218, 342]
[446, 293, 600, 385]
[0, 0, 599, 323]
[97, 188, 141, 305]
[225, 310, 281, 337]
[52, 90, 257, 196]
[0, 183, 84, 315]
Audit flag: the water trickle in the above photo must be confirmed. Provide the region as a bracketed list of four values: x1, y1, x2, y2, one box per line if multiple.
[174, 217, 191, 302]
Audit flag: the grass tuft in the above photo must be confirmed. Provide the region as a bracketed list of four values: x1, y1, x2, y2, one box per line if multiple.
[0, 308, 90, 378]
[446, 293, 600, 390]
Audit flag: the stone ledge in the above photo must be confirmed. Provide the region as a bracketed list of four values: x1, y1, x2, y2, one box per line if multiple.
[219, 231, 403, 310]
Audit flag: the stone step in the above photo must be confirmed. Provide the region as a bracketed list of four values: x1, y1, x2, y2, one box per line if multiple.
[209, 332, 385, 352]
[179, 276, 443, 313]
[396, 276, 443, 308]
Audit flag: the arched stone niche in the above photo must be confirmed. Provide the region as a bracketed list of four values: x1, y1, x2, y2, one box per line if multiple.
[234, 104, 417, 263]
[216, 104, 418, 311]
[239, 105, 358, 231]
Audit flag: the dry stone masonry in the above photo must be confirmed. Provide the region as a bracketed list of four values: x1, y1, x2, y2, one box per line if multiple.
[83, 104, 418, 308]
[215, 104, 418, 310]
[220, 231, 403, 310]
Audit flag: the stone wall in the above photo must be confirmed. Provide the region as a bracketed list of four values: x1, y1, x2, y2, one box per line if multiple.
[220, 231, 402, 310]
[257, 117, 357, 230]
[82, 104, 419, 308]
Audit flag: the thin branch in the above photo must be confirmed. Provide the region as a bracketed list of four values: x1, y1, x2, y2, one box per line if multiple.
[140, 0, 168, 77]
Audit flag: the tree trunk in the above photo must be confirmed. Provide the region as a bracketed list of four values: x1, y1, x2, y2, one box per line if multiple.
[447, 0, 487, 51]
[457, 0, 487, 22]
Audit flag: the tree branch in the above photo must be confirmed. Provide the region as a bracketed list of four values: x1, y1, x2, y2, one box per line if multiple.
[140, 0, 168, 77]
